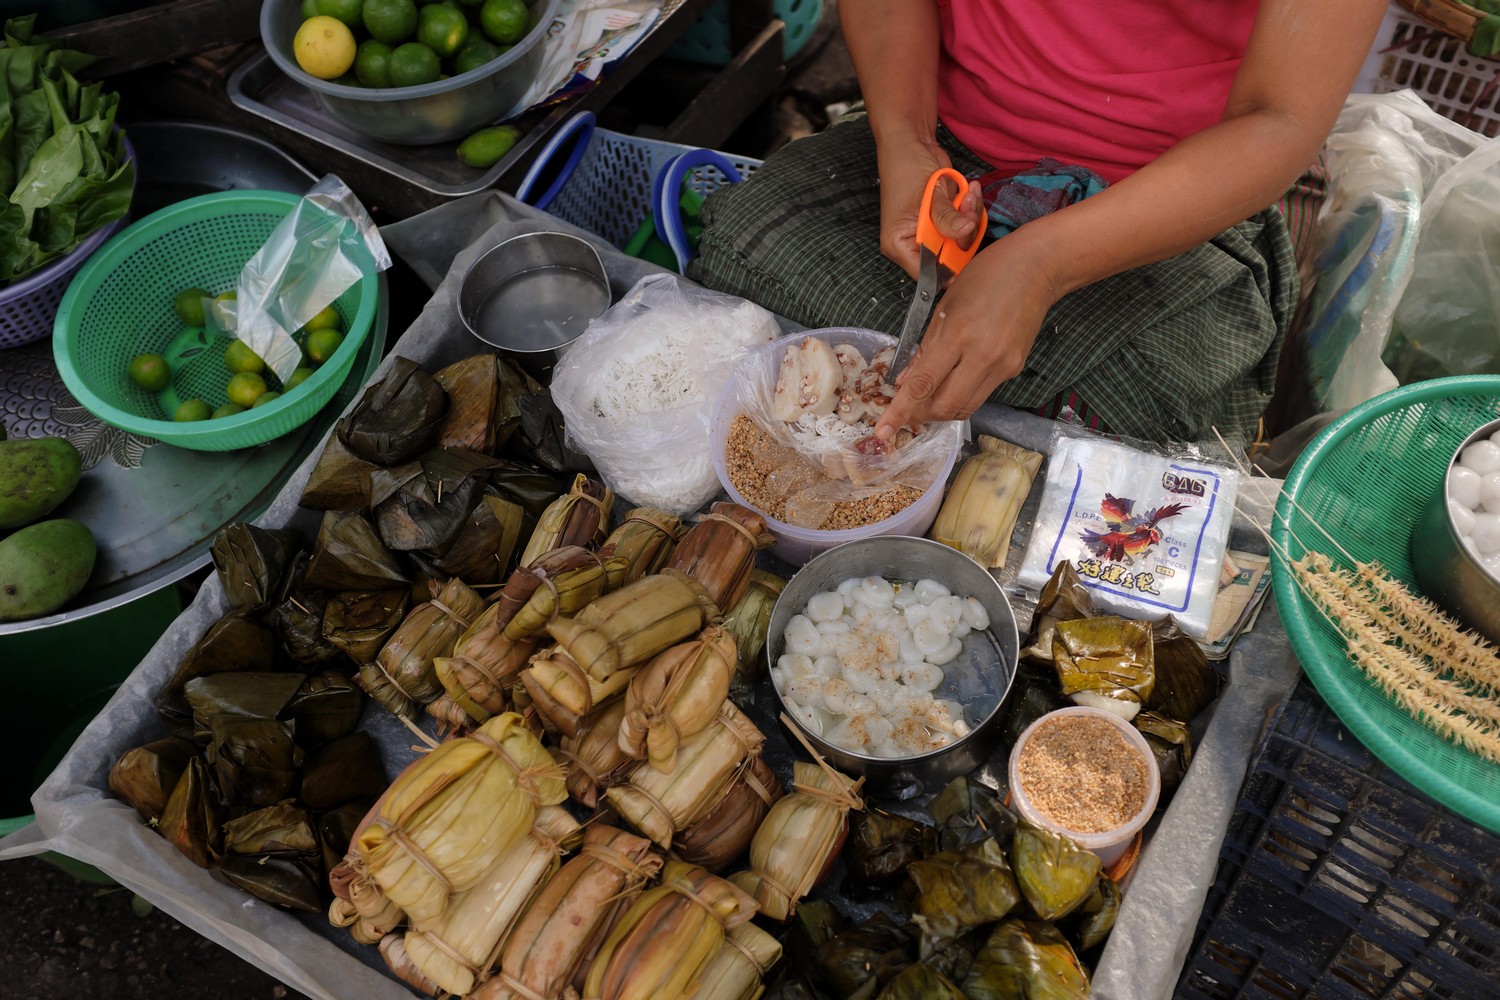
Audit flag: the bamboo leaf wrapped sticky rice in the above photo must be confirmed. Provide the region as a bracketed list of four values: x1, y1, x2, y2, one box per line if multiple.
[518, 473, 613, 566]
[474, 825, 661, 1000]
[109, 737, 198, 823]
[929, 435, 1043, 570]
[380, 933, 443, 997]
[722, 569, 785, 676]
[693, 921, 783, 1000]
[330, 853, 404, 943]
[322, 589, 409, 665]
[300, 424, 379, 510]
[665, 502, 775, 611]
[546, 569, 720, 682]
[559, 698, 634, 808]
[370, 447, 500, 554]
[674, 754, 783, 872]
[158, 757, 221, 868]
[340, 356, 448, 466]
[359, 577, 485, 718]
[618, 625, 738, 772]
[354, 712, 565, 926]
[210, 522, 299, 612]
[731, 760, 863, 921]
[521, 646, 637, 738]
[600, 508, 685, 587]
[582, 860, 759, 1000]
[606, 700, 765, 848]
[304, 510, 409, 592]
[402, 805, 581, 997]
[503, 547, 614, 641]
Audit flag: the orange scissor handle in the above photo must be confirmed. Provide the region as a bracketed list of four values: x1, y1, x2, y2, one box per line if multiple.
[915, 167, 981, 275]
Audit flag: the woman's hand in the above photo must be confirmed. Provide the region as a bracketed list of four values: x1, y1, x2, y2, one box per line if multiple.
[877, 143, 984, 280]
[875, 235, 1059, 438]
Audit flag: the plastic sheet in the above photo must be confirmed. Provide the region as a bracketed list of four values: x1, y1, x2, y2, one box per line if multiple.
[1, 193, 1299, 1000]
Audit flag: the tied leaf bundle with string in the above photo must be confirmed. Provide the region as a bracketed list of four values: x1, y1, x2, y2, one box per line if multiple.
[1217, 430, 1500, 765]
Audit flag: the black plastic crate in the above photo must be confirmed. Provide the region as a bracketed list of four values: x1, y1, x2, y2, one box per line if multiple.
[1176, 678, 1500, 999]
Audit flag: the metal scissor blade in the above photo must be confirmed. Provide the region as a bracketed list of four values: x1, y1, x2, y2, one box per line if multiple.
[888, 248, 939, 380]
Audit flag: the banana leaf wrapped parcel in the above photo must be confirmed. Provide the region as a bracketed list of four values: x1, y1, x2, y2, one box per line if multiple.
[599, 507, 684, 587]
[845, 809, 937, 890]
[300, 426, 379, 510]
[184, 671, 305, 732]
[693, 921, 784, 1000]
[1051, 616, 1155, 722]
[222, 853, 324, 913]
[298, 731, 386, 810]
[431, 353, 516, 454]
[304, 510, 409, 592]
[370, 446, 501, 554]
[582, 860, 759, 1000]
[109, 737, 198, 823]
[962, 918, 1090, 1000]
[339, 356, 448, 466]
[816, 911, 916, 997]
[559, 698, 634, 808]
[1012, 823, 1103, 922]
[211, 522, 300, 612]
[521, 646, 637, 738]
[547, 569, 720, 682]
[475, 825, 662, 1000]
[617, 625, 738, 771]
[359, 577, 485, 718]
[674, 753, 783, 872]
[519, 473, 613, 566]
[928, 435, 1043, 570]
[732, 759, 863, 921]
[666, 502, 775, 611]
[903, 837, 1022, 951]
[284, 670, 363, 746]
[354, 711, 566, 925]
[396, 806, 581, 997]
[322, 589, 409, 665]
[207, 714, 302, 807]
[722, 569, 785, 677]
[158, 756, 221, 868]
[157, 609, 276, 722]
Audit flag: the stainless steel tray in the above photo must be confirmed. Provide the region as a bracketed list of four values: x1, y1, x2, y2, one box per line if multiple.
[0, 121, 389, 636]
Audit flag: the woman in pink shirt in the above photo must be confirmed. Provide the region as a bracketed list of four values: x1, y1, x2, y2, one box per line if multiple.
[690, 0, 1390, 444]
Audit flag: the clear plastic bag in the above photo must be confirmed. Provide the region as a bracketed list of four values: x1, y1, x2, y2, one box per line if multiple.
[1018, 428, 1239, 639]
[724, 327, 965, 529]
[210, 176, 391, 382]
[549, 273, 781, 515]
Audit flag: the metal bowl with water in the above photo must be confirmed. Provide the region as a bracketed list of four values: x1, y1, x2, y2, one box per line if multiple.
[457, 231, 611, 379]
[1411, 415, 1500, 642]
[764, 536, 1020, 791]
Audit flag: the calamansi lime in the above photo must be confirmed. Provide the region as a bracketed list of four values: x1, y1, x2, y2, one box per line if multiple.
[355, 39, 393, 87]
[173, 287, 210, 326]
[453, 37, 500, 74]
[294, 15, 358, 80]
[417, 3, 468, 58]
[252, 391, 283, 408]
[387, 41, 440, 86]
[305, 304, 341, 332]
[224, 339, 266, 375]
[227, 371, 269, 409]
[128, 353, 170, 392]
[305, 328, 345, 364]
[174, 399, 212, 422]
[363, 0, 419, 44]
[212, 403, 247, 419]
[479, 0, 527, 45]
[285, 367, 316, 391]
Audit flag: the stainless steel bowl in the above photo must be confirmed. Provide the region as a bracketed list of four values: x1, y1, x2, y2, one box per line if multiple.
[1411, 416, 1500, 643]
[764, 536, 1020, 791]
[457, 231, 611, 379]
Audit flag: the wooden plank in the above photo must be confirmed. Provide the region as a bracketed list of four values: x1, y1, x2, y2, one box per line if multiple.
[731, 0, 775, 54]
[661, 20, 785, 149]
[53, 0, 260, 77]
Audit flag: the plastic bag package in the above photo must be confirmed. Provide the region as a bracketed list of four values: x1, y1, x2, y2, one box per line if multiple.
[1299, 91, 1485, 414]
[1018, 431, 1239, 640]
[549, 272, 781, 515]
[213, 175, 392, 383]
[724, 327, 964, 529]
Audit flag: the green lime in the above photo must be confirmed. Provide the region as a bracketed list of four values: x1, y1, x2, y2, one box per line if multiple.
[354, 39, 393, 87]
[479, 0, 527, 44]
[305, 328, 345, 364]
[173, 287, 210, 326]
[387, 41, 440, 86]
[227, 371, 269, 409]
[127, 353, 170, 392]
[252, 391, 283, 408]
[453, 37, 500, 74]
[302, 0, 321, 18]
[285, 367, 316, 391]
[212, 402, 247, 419]
[224, 339, 266, 375]
[174, 399, 212, 422]
[417, 3, 468, 57]
[318, 0, 365, 29]
[457, 124, 519, 168]
[456, 0, 483, 7]
[305, 304, 341, 332]
[363, 0, 419, 44]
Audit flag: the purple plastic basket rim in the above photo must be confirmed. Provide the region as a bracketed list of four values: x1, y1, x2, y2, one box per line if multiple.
[0, 131, 138, 303]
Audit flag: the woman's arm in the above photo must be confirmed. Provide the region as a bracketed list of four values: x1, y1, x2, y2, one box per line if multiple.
[874, 0, 1390, 439]
[842, 0, 982, 276]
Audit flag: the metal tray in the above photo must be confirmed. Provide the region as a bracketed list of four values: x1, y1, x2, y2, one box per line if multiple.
[0, 121, 388, 636]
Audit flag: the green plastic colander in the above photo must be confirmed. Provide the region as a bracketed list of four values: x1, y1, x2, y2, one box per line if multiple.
[1273, 374, 1500, 833]
[52, 190, 379, 452]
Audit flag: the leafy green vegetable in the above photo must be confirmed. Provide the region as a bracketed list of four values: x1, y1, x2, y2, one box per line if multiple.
[0, 15, 133, 283]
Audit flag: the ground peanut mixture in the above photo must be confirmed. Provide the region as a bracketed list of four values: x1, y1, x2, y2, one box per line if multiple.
[724, 412, 922, 530]
[1017, 715, 1151, 834]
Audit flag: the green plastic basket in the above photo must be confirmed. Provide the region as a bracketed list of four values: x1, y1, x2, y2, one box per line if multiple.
[52, 190, 379, 452]
[1272, 374, 1500, 833]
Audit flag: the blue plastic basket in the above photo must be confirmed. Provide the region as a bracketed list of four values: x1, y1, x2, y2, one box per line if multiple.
[666, 0, 824, 66]
[516, 112, 762, 265]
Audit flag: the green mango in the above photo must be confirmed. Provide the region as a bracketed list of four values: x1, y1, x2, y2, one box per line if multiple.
[0, 518, 97, 622]
[0, 437, 83, 530]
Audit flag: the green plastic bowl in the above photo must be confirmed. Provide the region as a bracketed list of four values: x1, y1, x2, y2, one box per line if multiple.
[1273, 374, 1500, 833]
[52, 190, 378, 452]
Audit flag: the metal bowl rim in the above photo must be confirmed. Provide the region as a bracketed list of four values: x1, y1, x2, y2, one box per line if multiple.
[1440, 414, 1500, 582]
[456, 231, 609, 351]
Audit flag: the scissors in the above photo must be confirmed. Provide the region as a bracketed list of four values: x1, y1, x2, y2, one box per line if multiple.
[888, 167, 982, 380]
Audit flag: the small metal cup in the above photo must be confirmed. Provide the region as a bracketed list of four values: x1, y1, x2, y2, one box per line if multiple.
[457, 231, 611, 379]
[1410, 417, 1500, 643]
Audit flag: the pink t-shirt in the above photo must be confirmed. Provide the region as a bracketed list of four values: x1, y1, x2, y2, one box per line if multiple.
[936, 0, 1260, 183]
